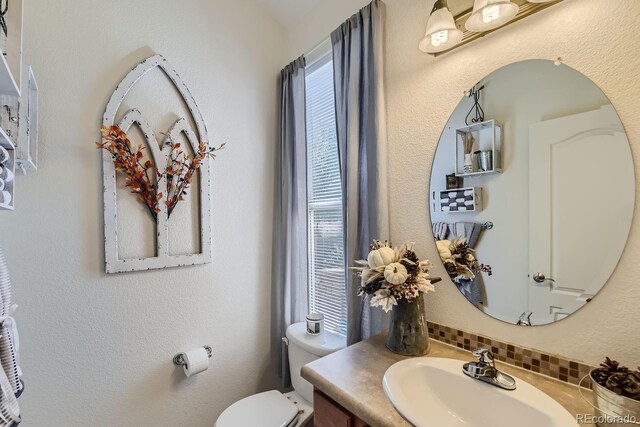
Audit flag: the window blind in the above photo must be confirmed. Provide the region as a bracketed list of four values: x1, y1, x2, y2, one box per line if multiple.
[305, 52, 346, 336]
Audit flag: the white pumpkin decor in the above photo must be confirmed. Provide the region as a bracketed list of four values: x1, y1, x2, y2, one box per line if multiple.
[436, 240, 452, 260]
[354, 239, 439, 313]
[384, 262, 408, 285]
[367, 246, 396, 268]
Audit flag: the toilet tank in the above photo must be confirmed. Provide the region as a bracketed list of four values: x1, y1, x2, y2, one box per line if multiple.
[285, 322, 346, 403]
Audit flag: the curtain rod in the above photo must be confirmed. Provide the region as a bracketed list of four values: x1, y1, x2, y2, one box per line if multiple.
[305, 37, 331, 57]
[304, 38, 332, 68]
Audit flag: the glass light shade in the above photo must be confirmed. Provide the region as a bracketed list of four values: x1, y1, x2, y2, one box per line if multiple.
[419, 7, 463, 53]
[465, 0, 519, 32]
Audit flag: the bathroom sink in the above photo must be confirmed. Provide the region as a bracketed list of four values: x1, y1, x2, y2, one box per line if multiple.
[383, 357, 578, 427]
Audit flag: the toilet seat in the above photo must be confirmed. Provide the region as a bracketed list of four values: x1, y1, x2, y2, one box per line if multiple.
[215, 390, 299, 427]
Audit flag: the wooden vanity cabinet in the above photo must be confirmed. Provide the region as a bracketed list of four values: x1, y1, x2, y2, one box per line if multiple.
[313, 389, 370, 427]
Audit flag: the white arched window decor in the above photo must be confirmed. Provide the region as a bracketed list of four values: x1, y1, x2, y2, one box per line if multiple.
[101, 54, 212, 273]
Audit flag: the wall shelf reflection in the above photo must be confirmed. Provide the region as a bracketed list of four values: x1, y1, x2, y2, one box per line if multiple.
[454, 119, 503, 177]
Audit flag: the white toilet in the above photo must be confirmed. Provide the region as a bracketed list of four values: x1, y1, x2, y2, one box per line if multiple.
[215, 322, 346, 427]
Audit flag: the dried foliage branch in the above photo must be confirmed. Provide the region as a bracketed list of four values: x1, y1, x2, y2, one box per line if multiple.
[97, 125, 225, 220]
[161, 139, 225, 216]
[97, 126, 161, 221]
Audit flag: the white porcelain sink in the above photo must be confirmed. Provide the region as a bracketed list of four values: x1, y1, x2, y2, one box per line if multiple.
[383, 357, 578, 427]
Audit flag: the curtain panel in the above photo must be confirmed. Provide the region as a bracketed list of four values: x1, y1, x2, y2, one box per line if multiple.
[331, 0, 390, 346]
[273, 56, 308, 386]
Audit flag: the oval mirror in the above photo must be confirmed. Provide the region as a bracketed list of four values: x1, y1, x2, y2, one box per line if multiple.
[429, 60, 634, 326]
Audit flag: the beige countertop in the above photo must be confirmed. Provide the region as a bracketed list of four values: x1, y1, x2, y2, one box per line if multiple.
[301, 334, 594, 427]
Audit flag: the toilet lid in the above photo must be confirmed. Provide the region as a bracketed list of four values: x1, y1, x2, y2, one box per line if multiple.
[216, 390, 298, 427]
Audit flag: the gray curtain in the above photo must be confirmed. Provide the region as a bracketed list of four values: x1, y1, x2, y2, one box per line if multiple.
[273, 56, 308, 387]
[432, 222, 449, 240]
[331, 0, 389, 346]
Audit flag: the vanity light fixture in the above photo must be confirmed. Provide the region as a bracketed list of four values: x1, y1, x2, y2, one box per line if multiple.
[465, 0, 519, 32]
[422, 0, 564, 56]
[419, 0, 463, 53]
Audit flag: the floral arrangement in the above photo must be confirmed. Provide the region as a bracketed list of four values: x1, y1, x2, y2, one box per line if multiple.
[353, 240, 439, 312]
[592, 358, 640, 401]
[436, 237, 492, 283]
[97, 125, 224, 220]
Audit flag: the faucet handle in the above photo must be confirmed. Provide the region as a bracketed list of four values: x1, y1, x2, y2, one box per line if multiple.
[472, 348, 495, 365]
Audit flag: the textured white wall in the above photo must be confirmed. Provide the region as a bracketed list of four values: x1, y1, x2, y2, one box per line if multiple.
[287, 0, 371, 57]
[0, 1, 286, 426]
[285, 0, 640, 367]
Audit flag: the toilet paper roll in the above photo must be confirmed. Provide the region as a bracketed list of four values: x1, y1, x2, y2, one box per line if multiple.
[183, 347, 209, 378]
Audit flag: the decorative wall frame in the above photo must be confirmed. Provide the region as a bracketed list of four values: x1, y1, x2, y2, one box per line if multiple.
[16, 66, 37, 171]
[102, 54, 212, 273]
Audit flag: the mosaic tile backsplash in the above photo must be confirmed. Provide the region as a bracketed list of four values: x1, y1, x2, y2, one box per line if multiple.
[427, 322, 595, 388]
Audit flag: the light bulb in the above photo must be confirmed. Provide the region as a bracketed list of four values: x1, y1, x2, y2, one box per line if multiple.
[466, 1, 519, 32]
[419, 4, 463, 53]
[482, 5, 501, 23]
[431, 30, 449, 47]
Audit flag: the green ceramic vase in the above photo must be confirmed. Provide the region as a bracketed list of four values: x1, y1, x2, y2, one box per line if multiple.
[386, 295, 430, 356]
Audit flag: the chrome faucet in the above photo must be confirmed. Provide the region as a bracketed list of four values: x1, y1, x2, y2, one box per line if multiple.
[463, 348, 517, 390]
[517, 312, 533, 326]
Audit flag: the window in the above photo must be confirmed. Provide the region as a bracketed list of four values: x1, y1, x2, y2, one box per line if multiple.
[305, 51, 346, 336]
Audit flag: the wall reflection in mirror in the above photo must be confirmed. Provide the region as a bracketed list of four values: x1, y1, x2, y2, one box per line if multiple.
[429, 60, 634, 326]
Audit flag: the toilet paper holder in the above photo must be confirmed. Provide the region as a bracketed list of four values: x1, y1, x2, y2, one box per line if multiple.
[173, 346, 213, 366]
